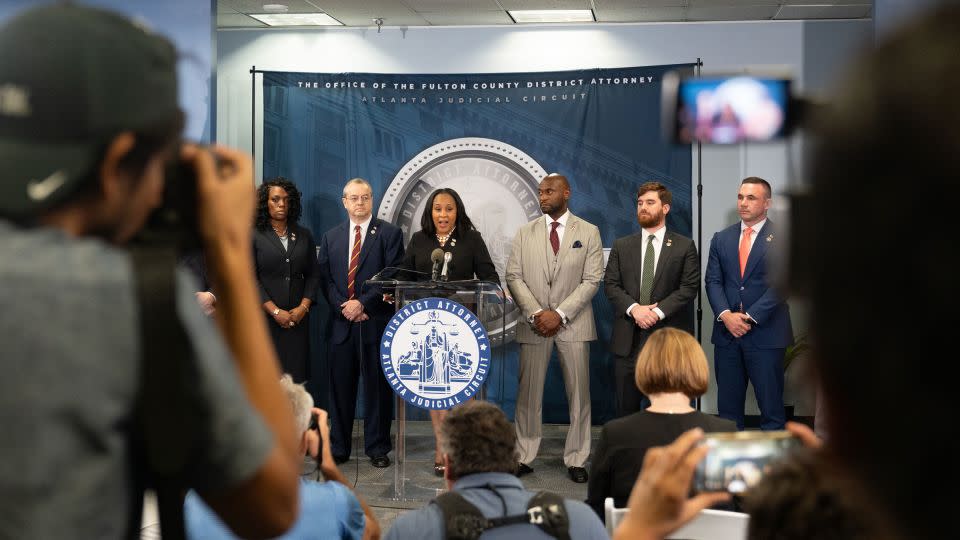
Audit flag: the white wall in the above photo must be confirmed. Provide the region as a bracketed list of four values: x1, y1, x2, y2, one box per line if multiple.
[217, 19, 868, 416]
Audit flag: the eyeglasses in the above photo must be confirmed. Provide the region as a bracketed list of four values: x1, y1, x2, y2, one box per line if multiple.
[344, 194, 372, 204]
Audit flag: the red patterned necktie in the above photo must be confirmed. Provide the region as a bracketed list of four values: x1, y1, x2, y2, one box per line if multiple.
[550, 221, 560, 255]
[739, 227, 753, 278]
[347, 225, 361, 299]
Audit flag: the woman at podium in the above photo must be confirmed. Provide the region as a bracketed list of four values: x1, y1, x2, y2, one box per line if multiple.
[399, 187, 498, 476]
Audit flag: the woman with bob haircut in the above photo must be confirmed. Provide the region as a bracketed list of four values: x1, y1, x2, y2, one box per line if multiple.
[585, 327, 735, 520]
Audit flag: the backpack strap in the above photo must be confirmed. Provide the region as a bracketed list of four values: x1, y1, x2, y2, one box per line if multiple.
[130, 245, 200, 540]
[433, 488, 572, 540]
[526, 491, 571, 540]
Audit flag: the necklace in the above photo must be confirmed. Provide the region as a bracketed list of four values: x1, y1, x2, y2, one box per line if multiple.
[436, 227, 455, 246]
[272, 224, 288, 237]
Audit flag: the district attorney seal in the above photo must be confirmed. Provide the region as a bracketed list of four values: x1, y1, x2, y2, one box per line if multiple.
[378, 137, 547, 345]
[381, 297, 492, 410]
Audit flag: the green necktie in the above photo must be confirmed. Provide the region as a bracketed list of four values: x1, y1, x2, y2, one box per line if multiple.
[638, 234, 656, 305]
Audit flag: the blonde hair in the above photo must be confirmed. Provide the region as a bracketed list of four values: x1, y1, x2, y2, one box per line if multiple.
[279, 374, 314, 434]
[635, 328, 709, 398]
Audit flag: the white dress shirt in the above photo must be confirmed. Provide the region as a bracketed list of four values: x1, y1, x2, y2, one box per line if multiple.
[533, 210, 572, 324]
[716, 218, 767, 323]
[627, 225, 667, 320]
[346, 215, 373, 269]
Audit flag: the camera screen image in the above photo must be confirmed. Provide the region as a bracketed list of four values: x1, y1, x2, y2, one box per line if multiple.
[694, 432, 800, 494]
[674, 76, 791, 144]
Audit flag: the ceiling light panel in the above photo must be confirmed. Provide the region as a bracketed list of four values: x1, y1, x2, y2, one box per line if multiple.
[508, 9, 596, 23]
[248, 12, 343, 25]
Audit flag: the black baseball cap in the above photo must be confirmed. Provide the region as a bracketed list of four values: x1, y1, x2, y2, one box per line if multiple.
[0, 3, 182, 219]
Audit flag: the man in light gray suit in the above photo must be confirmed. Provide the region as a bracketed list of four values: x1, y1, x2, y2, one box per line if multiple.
[506, 173, 604, 484]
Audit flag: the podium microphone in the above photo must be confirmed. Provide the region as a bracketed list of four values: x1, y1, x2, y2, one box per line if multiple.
[430, 248, 444, 281]
[440, 251, 452, 281]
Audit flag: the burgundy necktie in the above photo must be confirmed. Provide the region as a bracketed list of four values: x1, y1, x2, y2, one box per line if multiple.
[347, 225, 361, 299]
[550, 221, 560, 255]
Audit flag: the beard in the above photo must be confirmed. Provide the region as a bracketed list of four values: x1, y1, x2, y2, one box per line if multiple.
[638, 209, 664, 228]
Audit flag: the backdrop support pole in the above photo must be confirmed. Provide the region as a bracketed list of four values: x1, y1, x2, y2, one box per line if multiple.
[249, 66, 256, 162]
[695, 57, 704, 411]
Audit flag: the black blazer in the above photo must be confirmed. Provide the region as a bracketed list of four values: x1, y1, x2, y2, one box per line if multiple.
[586, 411, 736, 520]
[400, 228, 499, 283]
[603, 230, 700, 357]
[253, 223, 320, 310]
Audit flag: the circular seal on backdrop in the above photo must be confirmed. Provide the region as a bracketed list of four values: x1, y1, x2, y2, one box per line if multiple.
[378, 137, 548, 345]
[380, 297, 491, 410]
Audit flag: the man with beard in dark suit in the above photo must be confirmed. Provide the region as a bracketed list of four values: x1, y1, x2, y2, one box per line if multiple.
[604, 181, 700, 417]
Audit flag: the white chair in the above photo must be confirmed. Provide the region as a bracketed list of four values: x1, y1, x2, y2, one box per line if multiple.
[604, 498, 748, 540]
[604, 497, 629, 537]
[666, 509, 749, 540]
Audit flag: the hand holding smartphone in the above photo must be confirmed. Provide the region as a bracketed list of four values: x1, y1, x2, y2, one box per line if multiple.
[693, 431, 800, 494]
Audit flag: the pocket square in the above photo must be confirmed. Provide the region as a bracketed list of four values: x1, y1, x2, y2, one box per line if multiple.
[572, 240, 583, 248]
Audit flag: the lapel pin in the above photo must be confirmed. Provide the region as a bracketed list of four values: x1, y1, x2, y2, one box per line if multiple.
[666, 238, 673, 247]
[766, 234, 773, 242]
[370, 227, 377, 235]
[451, 238, 457, 247]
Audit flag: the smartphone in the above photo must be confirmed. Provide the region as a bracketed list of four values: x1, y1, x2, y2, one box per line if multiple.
[693, 431, 800, 494]
[662, 71, 794, 144]
[308, 411, 323, 466]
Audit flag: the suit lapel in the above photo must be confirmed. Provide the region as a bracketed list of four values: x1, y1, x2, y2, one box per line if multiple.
[263, 227, 287, 256]
[356, 218, 380, 271]
[651, 230, 676, 288]
[532, 217, 551, 284]
[552, 214, 579, 279]
[742, 220, 772, 282]
[286, 224, 300, 257]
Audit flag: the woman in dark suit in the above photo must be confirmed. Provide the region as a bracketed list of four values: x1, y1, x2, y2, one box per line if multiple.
[253, 177, 319, 383]
[400, 187, 498, 475]
[586, 327, 736, 520]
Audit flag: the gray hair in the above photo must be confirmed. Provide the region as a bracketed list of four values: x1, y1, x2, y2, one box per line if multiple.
[279, 374, 313, 434]
[342, 177, 373, 198]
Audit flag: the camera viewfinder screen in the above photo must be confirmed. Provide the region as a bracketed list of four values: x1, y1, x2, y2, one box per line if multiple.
[676, 77, 790, 144]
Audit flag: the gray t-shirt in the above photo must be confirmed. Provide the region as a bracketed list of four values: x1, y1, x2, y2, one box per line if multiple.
[0, 221, 274, 539]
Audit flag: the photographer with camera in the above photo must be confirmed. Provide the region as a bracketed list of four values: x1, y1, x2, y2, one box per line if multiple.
[185, 375, 381, 540]
[0, 4, 300, 539]
[386, 401, 607, 540]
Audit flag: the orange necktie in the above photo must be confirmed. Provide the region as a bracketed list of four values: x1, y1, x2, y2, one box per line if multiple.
[739, 227, 753, 278]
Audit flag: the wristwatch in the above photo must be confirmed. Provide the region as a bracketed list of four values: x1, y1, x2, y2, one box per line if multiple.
[272, 308, 280, 316]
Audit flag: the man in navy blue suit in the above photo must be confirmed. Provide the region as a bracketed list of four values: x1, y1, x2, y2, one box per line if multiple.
[705, 177, 792, 430]
[318, 178, 404, 467]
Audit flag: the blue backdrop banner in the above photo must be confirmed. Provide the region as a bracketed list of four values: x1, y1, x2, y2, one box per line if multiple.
[262, 64, 694, 424]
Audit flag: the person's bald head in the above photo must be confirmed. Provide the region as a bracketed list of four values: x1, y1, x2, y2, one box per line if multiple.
[539, 173, 571, 219]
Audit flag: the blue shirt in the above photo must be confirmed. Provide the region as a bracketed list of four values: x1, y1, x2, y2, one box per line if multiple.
[385, 472, 607, 540]
[185, 479, 365, 540]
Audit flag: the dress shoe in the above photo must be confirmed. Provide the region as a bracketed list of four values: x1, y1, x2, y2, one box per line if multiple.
[370, 455, 391, 468]
[515, 462, 534, 477]
[434, 462, 446, 477]
[333, 455, 349, 465]
[567, 466, 588, 483]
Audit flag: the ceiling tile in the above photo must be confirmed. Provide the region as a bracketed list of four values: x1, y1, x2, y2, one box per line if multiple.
[312, 0, 430, 26]
[403, 0, 503, 10]
[595, 7, 688, 22]
[419, 10, 514, 25]
[217, 13, 268, 27]
[775, 4, 872, 19]
[595, 0, 687, 7]
[687, 5, 780, 20]
[689, 0, 779, 6]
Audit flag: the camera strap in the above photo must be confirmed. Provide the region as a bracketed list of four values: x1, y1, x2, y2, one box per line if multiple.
[128, 245, 201, 540]
[433, 486, 571, 540]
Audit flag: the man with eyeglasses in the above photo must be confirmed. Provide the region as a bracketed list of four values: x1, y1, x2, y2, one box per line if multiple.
[603, 181, 700, 417]
[317, 178, 404, 467]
